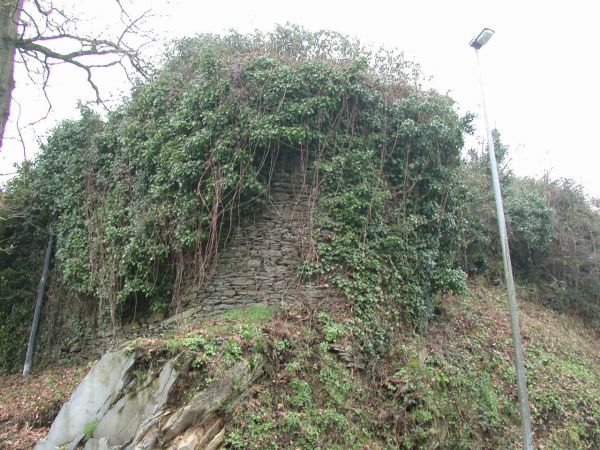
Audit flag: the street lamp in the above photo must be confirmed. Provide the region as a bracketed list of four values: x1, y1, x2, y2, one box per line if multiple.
[470, 28, 534, 450]
[470, 28, 495, 49]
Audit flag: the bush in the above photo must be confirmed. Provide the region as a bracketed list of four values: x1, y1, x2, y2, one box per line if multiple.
[504, 179, 555, 274]
[0, 25, 471, 369]
[458, 135, 600, 326]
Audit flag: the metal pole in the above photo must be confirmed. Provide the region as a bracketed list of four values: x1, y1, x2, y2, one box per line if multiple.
[474, 49, 534, 449]
[23, 234, 55, 376]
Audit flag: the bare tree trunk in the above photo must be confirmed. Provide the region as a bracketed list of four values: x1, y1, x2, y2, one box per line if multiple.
[0, 0, 22, 149]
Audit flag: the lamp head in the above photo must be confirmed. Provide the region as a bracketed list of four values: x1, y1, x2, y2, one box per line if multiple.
[470, 28, 495, 49]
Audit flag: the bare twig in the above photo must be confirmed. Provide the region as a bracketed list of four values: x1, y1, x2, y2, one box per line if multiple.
[1, 0, 154, 147]
[11, 97, 27, 159]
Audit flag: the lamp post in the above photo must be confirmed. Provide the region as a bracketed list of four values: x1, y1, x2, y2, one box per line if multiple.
[470, 28, 534, 450]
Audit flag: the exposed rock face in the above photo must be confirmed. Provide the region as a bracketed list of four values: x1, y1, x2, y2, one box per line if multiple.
[164, 418, 223, 450]
[39, 156, 310, 448]
[92, 359, 178, 446]
[35, 349, 135, 450]
[160, 357, 264, 443]
[38, 348, 265, 449]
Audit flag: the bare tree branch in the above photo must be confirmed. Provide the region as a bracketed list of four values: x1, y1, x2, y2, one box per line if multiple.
[11, 97, 27, 159]
[0, 0, 155, 149]
[15, 50, 52, 127]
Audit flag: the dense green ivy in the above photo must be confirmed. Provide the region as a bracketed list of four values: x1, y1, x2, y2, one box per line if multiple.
[0, 26, 472, 369]
[0, 162, 50, 372]
[308, 88, 470, 353]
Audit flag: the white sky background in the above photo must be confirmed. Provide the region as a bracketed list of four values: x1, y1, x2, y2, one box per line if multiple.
[2, 0, 599, 197]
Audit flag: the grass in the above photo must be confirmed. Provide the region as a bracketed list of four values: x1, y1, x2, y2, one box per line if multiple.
[225, 280, 600, 449]
[3, 288, 599, 449]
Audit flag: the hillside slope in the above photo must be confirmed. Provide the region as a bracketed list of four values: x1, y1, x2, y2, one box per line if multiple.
[2, 281, 598, 449]
[1, 25, 599, 450]
[221, 281, 600, 449]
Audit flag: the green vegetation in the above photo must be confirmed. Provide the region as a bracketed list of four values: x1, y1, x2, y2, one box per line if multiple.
[82, 421, 98, 441]
[458, 130, 600, 326]
[226, 282, 600, 449]
[306, 83, 470, 353]
[0, 25, 470, 370]
[118, 305, 273, 408]
[227, 310, 370, 450]
[1, 23, 599, 450]
[130, 305, 272, 364]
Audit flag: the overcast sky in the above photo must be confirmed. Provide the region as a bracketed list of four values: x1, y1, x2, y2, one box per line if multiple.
[2, 0, 599, 197]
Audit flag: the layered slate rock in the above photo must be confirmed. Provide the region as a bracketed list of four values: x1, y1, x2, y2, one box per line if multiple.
[35, 349, 136, 450]
[131, 356, 265, 450]
[38, 348, 265, 449]
[91, 360, 179, 446]
[161, 356, 265, 443]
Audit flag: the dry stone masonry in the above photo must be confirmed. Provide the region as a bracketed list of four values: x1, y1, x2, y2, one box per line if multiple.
[181, 153, 316, 319]
[75, 153, 330, 358]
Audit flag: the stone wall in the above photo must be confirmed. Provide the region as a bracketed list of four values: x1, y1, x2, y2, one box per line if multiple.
[70, 152, 332, 359]
[182, 152, 315, 318]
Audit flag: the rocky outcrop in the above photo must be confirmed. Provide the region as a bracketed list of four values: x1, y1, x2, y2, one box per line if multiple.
[35, 350, 136, 450]
[160, 357, 264, 444]
[37, 348, 265, 449]
[134, 356, 265, 450]
[91, 359, 179, 447]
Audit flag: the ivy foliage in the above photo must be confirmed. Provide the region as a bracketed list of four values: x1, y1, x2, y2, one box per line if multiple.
[307, 84, 471, 353]
[0, 162, 50, 372]
[0, 25, 471, 370]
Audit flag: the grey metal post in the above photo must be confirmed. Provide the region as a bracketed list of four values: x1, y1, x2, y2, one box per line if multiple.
[474, 48, 534, 449]
[23, 233, 54, 376]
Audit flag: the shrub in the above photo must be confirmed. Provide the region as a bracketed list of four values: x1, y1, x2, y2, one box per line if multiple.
[0, 25, 470, 368]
